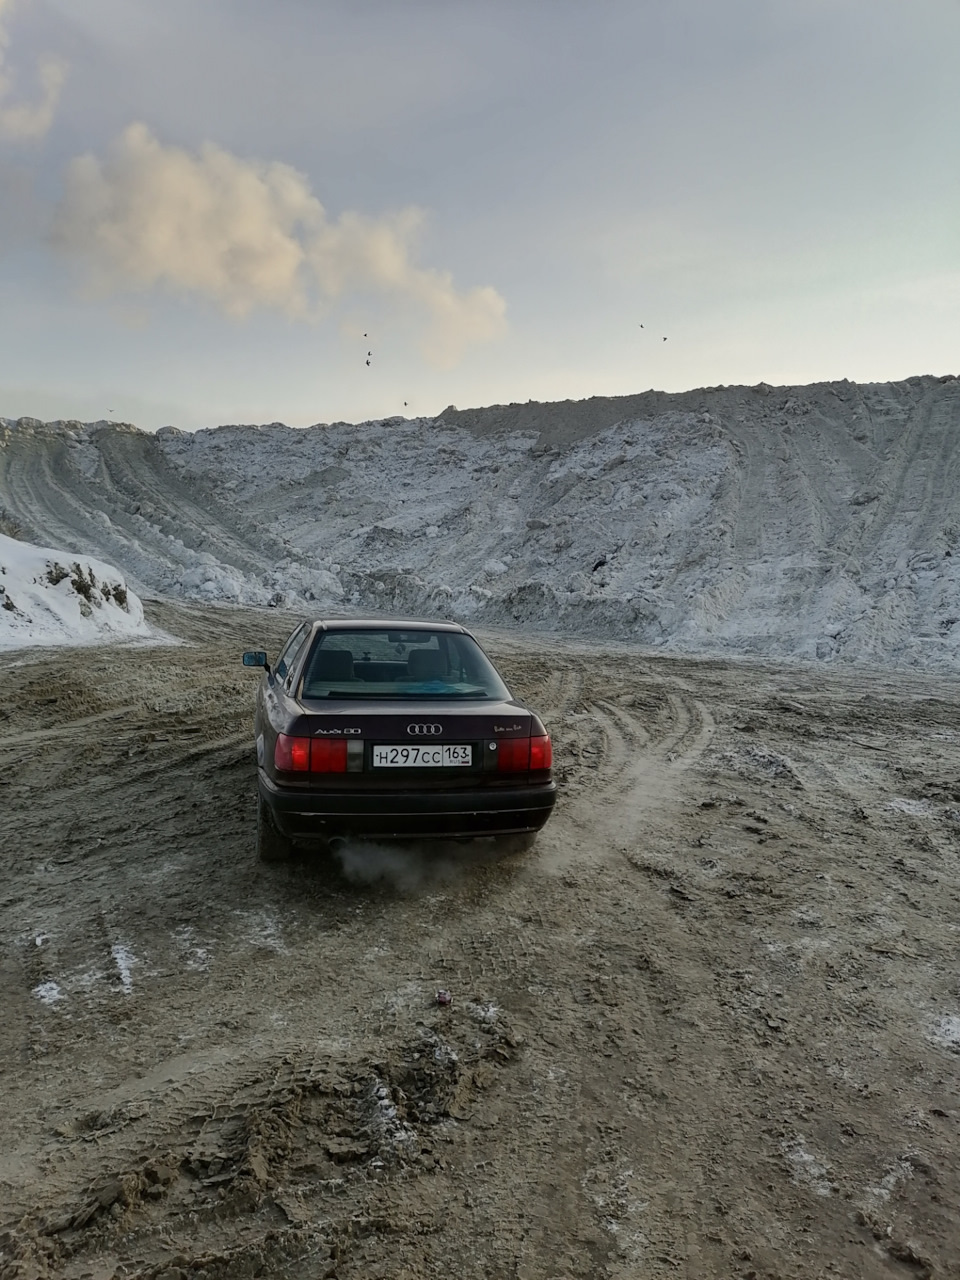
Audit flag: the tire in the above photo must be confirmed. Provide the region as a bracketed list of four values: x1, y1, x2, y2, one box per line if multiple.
[257, 794, 292, 863]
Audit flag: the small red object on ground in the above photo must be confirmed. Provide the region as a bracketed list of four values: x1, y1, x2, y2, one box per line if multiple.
[436, 990, 452, 1006]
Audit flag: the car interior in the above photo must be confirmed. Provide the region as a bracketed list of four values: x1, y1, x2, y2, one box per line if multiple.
[300, 644, 451, 695]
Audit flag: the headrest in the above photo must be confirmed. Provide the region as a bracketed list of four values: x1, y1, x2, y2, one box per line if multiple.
[407, 648, 446, 681]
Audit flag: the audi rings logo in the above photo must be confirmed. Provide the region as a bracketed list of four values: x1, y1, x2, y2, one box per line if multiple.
[407, 723, 443, 736]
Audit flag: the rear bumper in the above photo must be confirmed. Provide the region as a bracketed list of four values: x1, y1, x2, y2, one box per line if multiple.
[259, 770, 557, 841]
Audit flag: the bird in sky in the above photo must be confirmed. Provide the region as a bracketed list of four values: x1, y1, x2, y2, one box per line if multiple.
[663, 336, 667, 342]
[365, 358, 371, 367]
[639, 323, 644, 328]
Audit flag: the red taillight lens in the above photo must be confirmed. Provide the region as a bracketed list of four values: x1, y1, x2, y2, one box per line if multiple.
[310, 737, 347, 773]
[275, 734, 348, 773]
[275, 733, 310, 771]
[497, 734, 552, 772]
[497, 737, 531, 771]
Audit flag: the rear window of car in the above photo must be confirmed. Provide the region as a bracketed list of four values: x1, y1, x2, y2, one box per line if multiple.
[299, 629, 510, 700]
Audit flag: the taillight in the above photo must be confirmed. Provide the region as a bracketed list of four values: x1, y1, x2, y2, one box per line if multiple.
[275, 734, 347, 773]
[497, 738, 530, 771]
[310, 738, 347, 773]
[529, 734, 552, 770]
[497, 734, 552, 772]
[276, 733, 310, 771]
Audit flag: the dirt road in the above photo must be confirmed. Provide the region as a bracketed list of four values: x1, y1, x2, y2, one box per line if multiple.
[2, 603, 959, 1279]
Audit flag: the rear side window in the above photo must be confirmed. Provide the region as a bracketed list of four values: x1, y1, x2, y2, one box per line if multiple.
[275, 623, 310, 683]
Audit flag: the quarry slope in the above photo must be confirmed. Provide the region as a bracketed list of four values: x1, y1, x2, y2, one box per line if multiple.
[2, 373, 959, 666]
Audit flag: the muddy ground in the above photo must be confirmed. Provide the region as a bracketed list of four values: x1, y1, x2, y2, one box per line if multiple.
[2, 602, 959, 1280]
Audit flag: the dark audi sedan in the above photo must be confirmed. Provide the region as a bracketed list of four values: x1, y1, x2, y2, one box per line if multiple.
[243, 618, 556, 861]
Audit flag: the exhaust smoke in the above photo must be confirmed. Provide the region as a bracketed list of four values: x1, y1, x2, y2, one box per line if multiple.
[331, 837, 510, 894]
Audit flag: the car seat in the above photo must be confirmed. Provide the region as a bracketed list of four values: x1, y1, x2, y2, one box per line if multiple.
[406, 648, 446, 682]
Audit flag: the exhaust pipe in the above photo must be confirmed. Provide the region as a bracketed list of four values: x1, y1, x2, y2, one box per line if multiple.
[328, 836, 347, 856]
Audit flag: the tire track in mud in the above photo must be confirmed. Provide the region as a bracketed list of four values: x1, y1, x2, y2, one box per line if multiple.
[0, 705, 142, 751]
[531, 664, 584, 721]
[2, 992, 533, 1278]
[543, 672, 714, 870]
[591, 682, 711, 786]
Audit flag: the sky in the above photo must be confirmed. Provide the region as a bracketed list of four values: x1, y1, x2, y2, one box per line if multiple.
[0, 0, 958, 431]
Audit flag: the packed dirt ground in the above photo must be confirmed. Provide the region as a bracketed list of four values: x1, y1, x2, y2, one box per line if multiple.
[2, 601, 959, 1279]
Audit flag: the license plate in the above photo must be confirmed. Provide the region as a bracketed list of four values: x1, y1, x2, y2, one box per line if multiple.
[372, 744, 472, 767]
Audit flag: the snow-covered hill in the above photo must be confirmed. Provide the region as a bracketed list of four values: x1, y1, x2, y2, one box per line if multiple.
[2, 372, 959, 665]
[0, 532, 148, 650]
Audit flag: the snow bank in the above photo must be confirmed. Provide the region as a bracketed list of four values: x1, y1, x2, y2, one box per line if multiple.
[2, 374, 960, 667]
[0, 532, 150, 651]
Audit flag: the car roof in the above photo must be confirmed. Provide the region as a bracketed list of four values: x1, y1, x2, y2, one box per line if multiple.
[310, 617, 467, 634]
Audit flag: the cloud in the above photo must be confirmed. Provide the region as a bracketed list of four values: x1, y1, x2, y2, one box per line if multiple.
[0, 0, 66, 141]
[54, 123, 507, 366]
[55, 124, 318, 318]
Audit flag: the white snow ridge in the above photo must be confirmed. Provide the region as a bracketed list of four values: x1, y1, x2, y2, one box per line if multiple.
[0, 531, 149, 651]
[2, 373, 960, 666]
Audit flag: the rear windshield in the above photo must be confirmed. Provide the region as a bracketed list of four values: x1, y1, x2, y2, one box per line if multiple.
[299, 629, 510, 700]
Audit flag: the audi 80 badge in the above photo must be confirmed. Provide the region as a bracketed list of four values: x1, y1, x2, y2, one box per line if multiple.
[242, 618, 556, 862]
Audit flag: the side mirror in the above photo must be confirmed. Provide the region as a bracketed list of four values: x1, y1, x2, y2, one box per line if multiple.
[242, 650, 269, 670]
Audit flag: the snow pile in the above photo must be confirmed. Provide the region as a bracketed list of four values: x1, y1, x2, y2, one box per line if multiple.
[0, 532, 149, 651]
[2, 373, 960, 667]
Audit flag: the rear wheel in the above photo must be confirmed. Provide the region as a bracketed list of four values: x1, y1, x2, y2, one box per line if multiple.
[257, 794, 292, 863]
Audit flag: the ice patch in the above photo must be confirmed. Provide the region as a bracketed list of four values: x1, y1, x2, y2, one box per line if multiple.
[33, 981, 65, 1005]
[367, 1077, 417, 1153]
[111, 944, 137, 994]
[862, 1157, 914, 1208]
[235, 908, 287, 954]
[782, 1138, 834, 1196]
[172, 925, 212, 971]
[383, 981, 427, 1014]
[791, 907, 823, 929]
[887, 797, 933, 816]
[465, 1001, 500, 1025]
[929, 1014, 960, 1051]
